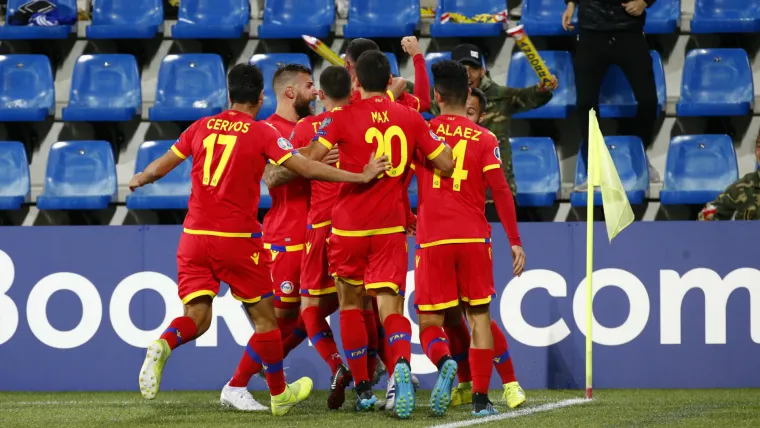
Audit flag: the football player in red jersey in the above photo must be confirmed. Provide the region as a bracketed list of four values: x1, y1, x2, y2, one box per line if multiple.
[129, 64, 390, 416]
[413, 60, 526, 417]
[262, 63, 319, 360]
[305, 51, 454, 417]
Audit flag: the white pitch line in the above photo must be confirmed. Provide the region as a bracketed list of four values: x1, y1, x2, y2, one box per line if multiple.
[428, 398, 590, 428]
[5, 400, 190, 406]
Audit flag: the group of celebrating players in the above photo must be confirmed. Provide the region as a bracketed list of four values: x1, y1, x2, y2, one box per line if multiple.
[129, 36, 528, 419]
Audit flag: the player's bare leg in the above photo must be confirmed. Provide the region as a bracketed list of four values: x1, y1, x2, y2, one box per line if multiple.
[140, 296, 212, 400]
[375, 290, 415, 419]
[227, 295, 312, 416]
[444, 306, 473, 406]
[301, 293, 351, 410]
[336, 278, 376, 411]
[465, 304, 497, 417]
[418, 310, 458, 416]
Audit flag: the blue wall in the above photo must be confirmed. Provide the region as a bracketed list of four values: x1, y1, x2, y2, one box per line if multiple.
[0, 222, 758, 391]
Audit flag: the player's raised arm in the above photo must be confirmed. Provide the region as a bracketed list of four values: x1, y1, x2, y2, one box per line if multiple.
[129, 128, 193, 191]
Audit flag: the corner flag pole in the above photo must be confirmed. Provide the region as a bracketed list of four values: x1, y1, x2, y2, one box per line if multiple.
[585, 109, 596, 400]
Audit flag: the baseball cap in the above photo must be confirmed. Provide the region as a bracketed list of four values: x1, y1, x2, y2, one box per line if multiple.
[451, 44, 484, 68]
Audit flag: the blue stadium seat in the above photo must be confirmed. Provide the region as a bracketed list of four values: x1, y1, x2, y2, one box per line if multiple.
[509, 51, 575, 119]
[172, 0, 249, 39]
[62, 55, 141, 122]
[344, 0, 419, 38]
[87, 0, 163, 39]
[249, 53, 311, 120]
[676, 49, 753, 117]
[0, 141, 30, 210]
[431, 0, 504, 37]
[37, 141, 117, 210]
[599, 50, 666, 118]
[691, 0, 760, 33]
[341, 52, 399, 76]
[126, 141, 191, 210]
[0, 0, 76, 40]
[260, 182, 272, 209]
[570, 136, 649, 206]
[522, 0, 577, 36]
[511, 137, 560, 207]
[408, 174, 418, 209]
[660, 135, 739, 205]
[643, 0, 680, 34]
[149, 54, 227, 122]
[0, 54, 54, 122]
[258, 0, 335, 39]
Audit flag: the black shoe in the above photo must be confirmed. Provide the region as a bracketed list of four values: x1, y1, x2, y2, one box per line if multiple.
[328, 364, 352, 410]
[471, 393, 498, 417]
[353, 380, 377, 411]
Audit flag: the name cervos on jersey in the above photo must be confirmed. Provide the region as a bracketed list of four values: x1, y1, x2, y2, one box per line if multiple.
[205, 118, 251, 133]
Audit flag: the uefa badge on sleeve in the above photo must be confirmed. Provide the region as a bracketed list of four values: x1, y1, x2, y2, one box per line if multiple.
[429, 130, 442, 142]
[277, 137, 294, 151]
[494, 147, 501, 162]
[319, 117, 332, 130]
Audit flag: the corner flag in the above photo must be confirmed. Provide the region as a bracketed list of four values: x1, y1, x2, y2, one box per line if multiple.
[585, 108, 634, 400]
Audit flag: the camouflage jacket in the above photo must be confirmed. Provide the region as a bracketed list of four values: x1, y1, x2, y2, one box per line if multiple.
[409, 75, 553, 195]
[698, 171, 760, 221]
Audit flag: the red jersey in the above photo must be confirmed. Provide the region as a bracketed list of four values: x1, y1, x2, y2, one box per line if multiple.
[171, 110, 296, 237]
[316, 96, 445, 236]
[415, 115, 502, 247]
[262, 114, 311, 247]
[351, 89, 421, 112]
[292, 110, 339, 228]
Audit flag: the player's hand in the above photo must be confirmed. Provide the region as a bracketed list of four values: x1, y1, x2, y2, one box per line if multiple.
[401, 36, 422, 57]
[321, 148, 339, 166]
[538, 75, 559, 92]
[511, 245, 526, 277]
[623, 0, 646, 16]
[128, 173, 144, 192]
[406, 214, 417, 237]
[562, 3, 576, 31]
[362, 152, 391, 183]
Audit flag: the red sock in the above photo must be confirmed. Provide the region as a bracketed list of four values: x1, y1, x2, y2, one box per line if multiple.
[302, 306, 343, 374]
[229, 333, 264, 387]
[383, 313, 412, 368]
[160, 316, 197, 350]
[282, 316, 307, 357]
[470, 348, 493, 395]
[420, 326, 451, 367]
[255, 329, 287, 396]
[372, 299, 393, 375]
[277, 316, 298, 340]
[363, 310, 379, 379]
[340, 309, 369, 383]
[491, 320, 517, 384]
[445, 318, 471, 383]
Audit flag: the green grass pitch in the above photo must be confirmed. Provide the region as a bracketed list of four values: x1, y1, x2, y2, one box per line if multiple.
[1, 389, 760, 427]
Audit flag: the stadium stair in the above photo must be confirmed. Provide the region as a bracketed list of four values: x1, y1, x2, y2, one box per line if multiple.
[86, 0, 164, 40]
[258, 0, 335, 40]
[659, 134, 739, 205]
[511, 137, 561, 207]
[570, 136, 649, 206]
[62, 54, 142, 122]
[0, 141, 30, 210]
[126, 141, 191, 210]
[149, 54, 227, 122]
[0, 54, 55, 122]
[676, 49, 753, 117]
[37, 141, 117, 210]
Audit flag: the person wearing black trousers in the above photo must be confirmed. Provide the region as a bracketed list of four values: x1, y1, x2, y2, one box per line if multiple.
[563, 0, 660, 190]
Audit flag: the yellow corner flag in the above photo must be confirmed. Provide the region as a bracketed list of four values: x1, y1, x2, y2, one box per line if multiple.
[587, 109, 634, 241]
[584, 108, 634, 400]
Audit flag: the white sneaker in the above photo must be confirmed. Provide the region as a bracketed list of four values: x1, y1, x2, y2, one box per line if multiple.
[220, 382, 268, 411]
[384, 375, 396, 411]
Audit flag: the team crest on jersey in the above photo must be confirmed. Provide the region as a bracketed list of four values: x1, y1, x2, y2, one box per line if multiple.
[494, 147, 501, 162]
[280, 281, 295, 294]
[429, 130, 442, 141]
[277, 137, 293, 150]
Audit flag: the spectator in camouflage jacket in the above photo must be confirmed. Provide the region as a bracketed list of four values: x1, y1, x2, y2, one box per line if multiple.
[698, 136, 760, 221]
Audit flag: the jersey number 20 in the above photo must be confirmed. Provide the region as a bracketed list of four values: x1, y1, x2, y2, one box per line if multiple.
[365, 125, 407, 178]
[202, 133, 237, 186]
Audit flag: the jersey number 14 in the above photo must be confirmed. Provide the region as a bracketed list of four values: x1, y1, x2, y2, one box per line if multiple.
[433, 139, 468, 191]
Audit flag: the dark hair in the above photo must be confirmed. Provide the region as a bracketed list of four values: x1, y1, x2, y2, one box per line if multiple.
[272, 63, 312, 92]
[228, 63, 264, 105]
[355, 51, 391, 93]
[319, 66, 352, 100]
[432, 60, 469, 106]
[346, 38, 380, 62]
[470, 87, 487, 116]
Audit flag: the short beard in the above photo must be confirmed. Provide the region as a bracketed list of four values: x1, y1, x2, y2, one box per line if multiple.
[294, 99, 312, 119]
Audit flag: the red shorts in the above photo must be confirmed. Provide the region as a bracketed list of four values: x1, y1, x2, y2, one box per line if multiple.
[300, 226, 336, 296]
[176, 233, 273, 304]
[414, 242, 495, 312]
[328, 232, 407, 296]
[266, 244, 302, 308]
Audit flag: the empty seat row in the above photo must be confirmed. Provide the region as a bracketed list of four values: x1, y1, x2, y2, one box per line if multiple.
[426, 48, 753, 119]
[0, 134, 741, 211]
